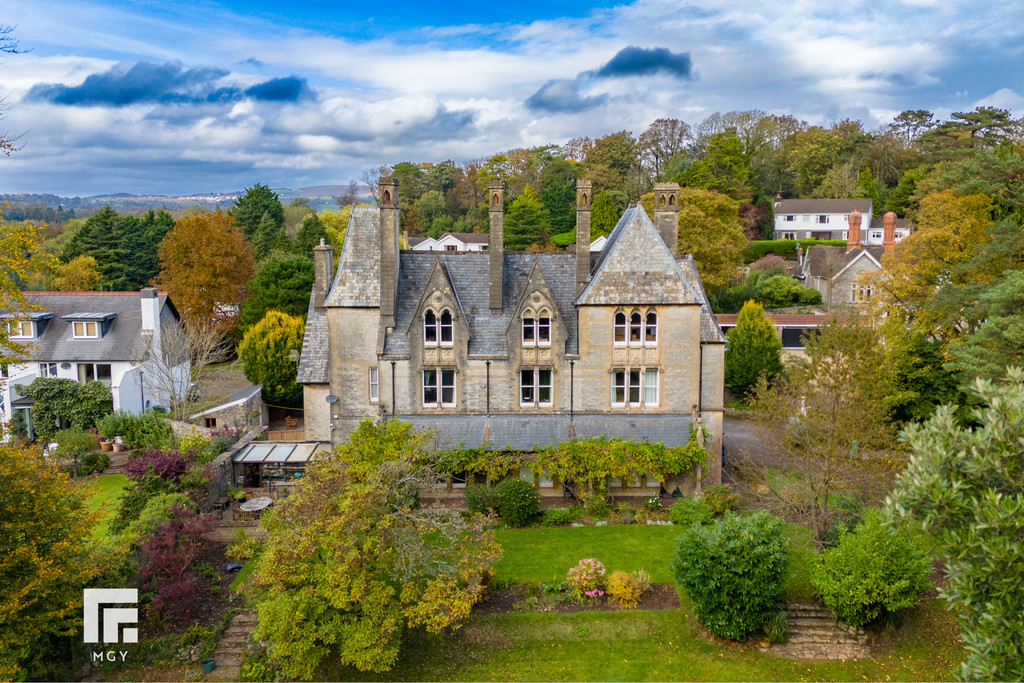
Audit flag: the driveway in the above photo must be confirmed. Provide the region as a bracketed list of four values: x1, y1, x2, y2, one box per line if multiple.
[722, 413, 774, 482]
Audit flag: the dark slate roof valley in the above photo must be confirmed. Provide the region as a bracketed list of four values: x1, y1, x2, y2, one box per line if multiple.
[12, 292, 173, 363]
[296, 298, 329, 384]
[404, 414, 694, 450]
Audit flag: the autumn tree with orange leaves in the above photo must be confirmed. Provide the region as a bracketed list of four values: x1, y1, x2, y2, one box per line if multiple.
[157, 210, 255, 332]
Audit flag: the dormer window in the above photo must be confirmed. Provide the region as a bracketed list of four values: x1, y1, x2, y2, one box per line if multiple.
[8, 320, 33, 339]
[424, 308, 453, 347]
[73, 321, 99, 339]
[522, 309, 551, 347]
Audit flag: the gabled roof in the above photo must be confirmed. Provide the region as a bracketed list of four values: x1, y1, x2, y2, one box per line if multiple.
[437, 232, 489, 245]
[324, 207, 380, 307]
[12, 291, 174, 363]
[295, 299, 328, 384]
[677, 256, 727, 344]
[803, 245, 885, 279]
[382, 252, 579, 359]
[576, 207, 700, 306]
[775, 198, 872, 215]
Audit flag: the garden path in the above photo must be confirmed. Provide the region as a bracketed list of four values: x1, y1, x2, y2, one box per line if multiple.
[208, 608, 256, 679]
[768, 603, 871, 660]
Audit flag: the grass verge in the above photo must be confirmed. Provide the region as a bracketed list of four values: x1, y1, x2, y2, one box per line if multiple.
[85, 473, 129, 539]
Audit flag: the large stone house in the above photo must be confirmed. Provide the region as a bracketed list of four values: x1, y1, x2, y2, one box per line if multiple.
[1, 288, 188, 436]
[297, 179, 727, 488]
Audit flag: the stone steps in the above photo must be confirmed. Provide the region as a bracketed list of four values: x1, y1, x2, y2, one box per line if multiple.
[767, 603, 871, 660]
[207, 609, 258, 675]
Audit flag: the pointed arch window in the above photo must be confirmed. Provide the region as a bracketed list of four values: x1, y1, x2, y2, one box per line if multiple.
[645, 310, 658, 345]
[522, 309, 552, 347]
[424, 309, 438, 345]
[613, 310, 627, 345]
[629, 311, 643, 344]
[439, 309, 453, 345]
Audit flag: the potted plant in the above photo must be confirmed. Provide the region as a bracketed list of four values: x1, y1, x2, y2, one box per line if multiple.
[112, 435, 123, 453]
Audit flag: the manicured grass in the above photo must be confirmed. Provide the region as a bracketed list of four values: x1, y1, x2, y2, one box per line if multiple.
[495, 523, 819, 601]
[231, 554, 259, 593]
[325, 598, 963, 681]
[85, 473, 129, 539]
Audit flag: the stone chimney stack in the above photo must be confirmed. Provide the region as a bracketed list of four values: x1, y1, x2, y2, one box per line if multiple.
[796, 244, 804, 267]
[140, 287, 159, 332]
[313, 238, 334, 310]
[488, 181, 504, 313]
[379, 177, 400, 328]
[653, 182, 680, 257]
[575, 180, 592, 290]
[846, 209, 862, 253]
[883, 211, 897, 252]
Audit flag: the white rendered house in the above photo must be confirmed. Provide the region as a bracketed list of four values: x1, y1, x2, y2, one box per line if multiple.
[1, 288, 189, 436]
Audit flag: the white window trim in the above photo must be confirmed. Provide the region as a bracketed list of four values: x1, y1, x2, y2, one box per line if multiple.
[522, 309, 552, 348]
[39, 362, 58, 378]
[422, 367, 456, 408]
[644, 309, 658, 346]
[519, 368, 553, 407]
[611, 367, 659, 408]
[439, 309, 454, 347]
[368, 367, 379, 403]
[424, 310, 438, 347]
[613, 310, 627, 346]
[72, 321, 100, 339]
[8, 321, 33, 339]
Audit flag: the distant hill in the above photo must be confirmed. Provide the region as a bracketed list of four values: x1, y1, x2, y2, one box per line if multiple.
[2, 185, 372, 215]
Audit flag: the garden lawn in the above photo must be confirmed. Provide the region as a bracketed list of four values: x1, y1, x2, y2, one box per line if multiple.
[85, 473, 129, 539]
[494, 524, 817, 600]
[324, 597, 964, 682]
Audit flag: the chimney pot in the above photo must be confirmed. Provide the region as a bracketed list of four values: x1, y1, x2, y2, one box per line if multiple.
[846, 210, 862, 252]
[488, 181, 504, 312]
[883, 211, 897, 252]
[576, 180, 592, 290]
[653, 182, 681, 257]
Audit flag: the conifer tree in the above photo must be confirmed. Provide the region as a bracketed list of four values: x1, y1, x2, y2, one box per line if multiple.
[725, 300, 783, 396]
[504, 186, 549, 250]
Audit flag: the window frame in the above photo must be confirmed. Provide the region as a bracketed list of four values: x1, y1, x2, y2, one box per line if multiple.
[423, 367, 456, 407]
[519, 367, 553, 407]
[629, 311, 643, 345]
[611, 367, 659, 408]
[613, 310, 627, 345]
[439, 309, 454, 346]
[424, 309, 438, 346]
[368, 367, 379, 403]
[72, 321, 99, 339]
[8, 320, 33, 339]
[39, 362, 58, 378]
[644, 310, 658, 345]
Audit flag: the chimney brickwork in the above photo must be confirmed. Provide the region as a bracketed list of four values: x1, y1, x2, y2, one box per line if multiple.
[575, 180, 592, 290]
[379, 177, 400, 327]
[846, 210, 862, 252]
[653, 182, 681, 257]
[312, 238, 334, 310]
[488, 181, 504, 312]
[883, 211, 897, 252]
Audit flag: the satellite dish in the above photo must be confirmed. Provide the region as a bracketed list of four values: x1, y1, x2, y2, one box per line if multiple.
[326, 394, 339, 404]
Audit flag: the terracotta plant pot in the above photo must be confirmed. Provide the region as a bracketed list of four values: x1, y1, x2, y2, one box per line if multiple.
[100, 440, 113, 452]
[112, 443, 123, 453]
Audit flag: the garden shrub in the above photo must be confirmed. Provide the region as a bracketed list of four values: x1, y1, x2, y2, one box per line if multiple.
[109, 473, 176, 533]
[811, 511, 933, 627]
[227, 527, 263, 562]
[177, 429, 212, 458]
[96, 411, 130, 440]
[121, 413, 174, 450]
[178, 464, 210, 494]
[134, 493, 195, 537]
[125, 449, 193, 483]
[542, 507, 574, 526]
[670, 497, 714, 526]
[566, 558, 606, 602]
[702, 483, 740, 516]
[54, 427, 99, 457]
[78, 451, 110, 476]
[606, 569, 650, 608]
[465, 483, 501, 515]
[494, 478, 540, 527]
[670, 510, 788, 640]
[765, 609, 788, 643]
[141, 505, 214, 625]
[203, 435, 233, 463]
[584, 496, 611, 520]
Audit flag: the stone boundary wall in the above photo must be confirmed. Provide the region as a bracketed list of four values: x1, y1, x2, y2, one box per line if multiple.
[202, 426, 267, 510]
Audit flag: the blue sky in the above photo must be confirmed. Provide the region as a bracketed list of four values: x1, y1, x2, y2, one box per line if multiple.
[3, 0, 1024, 196]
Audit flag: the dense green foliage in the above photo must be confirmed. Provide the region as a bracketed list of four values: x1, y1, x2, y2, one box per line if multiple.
[811, 511, 932, 627]
[20, 378, 112, 439]
[724, 300, 782, 396]
[464, 483, 500, 515]
[504, 186, 549, 250]
[670, 511, 789, 640]
[238, 310, 305, 405]
[741, 239, 847, 263]
[887, 369, 1024, 681]
[239, 255, 315, 330]
[108, 472, 176, 534]
[251, 419, 501, 677]
[494, 478, 541, 527]
[668, 497, 714, 526]
[62, 207, 172, 290]
[233, 184, 285, 241]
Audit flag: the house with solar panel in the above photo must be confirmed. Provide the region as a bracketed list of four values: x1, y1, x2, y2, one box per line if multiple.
[1, 288, 188, 437]
[296, 179, 727, 493]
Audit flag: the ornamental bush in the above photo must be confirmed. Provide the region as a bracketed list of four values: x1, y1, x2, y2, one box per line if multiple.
[811, 511, 932, 627]
[606, 569, 651, 608]
[702, 483, 740, 516]
[125, 449, 193, 483]
[465, 483, 501, 515]
[670, 497, 714, 526]
[670, 510, 788, 640]
[494, 478, 540, 527]
[566, 558, 606, 602]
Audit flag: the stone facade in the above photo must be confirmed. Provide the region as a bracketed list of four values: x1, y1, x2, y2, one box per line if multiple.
[297, 179, 727, 487]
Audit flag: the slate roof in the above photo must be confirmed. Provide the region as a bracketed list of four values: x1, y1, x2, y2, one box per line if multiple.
[802, 245, 885, 279]
[677, 256, 727, 344]
[324, 207, 380, 307]
[382, 252, 580, 358]
[402, 414, 693, 450]
[775, 198, 873, 215]
[576, 207, 700, 306]
[12, 292, 173, 363]
[439, 232, 489, 245]
[296, 299, 329, 384]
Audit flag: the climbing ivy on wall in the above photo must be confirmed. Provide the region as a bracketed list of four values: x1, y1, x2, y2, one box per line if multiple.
[20, 378, 112, 439]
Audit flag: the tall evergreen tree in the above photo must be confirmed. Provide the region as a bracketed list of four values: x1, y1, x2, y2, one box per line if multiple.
[590, 191, 621, 237]
[232, 184, 285, 240]
[293, 212, 328, 256]
[504, 187, 549, 250]
[724, 300, 783, 396]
